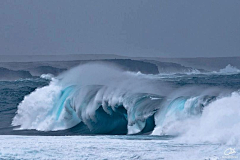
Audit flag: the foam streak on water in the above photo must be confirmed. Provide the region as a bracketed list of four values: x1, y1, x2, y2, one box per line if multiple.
[0, 135, 238, 160]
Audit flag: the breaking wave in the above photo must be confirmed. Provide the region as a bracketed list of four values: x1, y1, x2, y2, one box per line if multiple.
[153, 92, 240, 145]
[40, 73, 54, 80]
[156, 64, 240, 77]
[218, 64, 240, 74]
[12, 63, 167, 135]
[179, 92, 240, 145]
[12, 63, 240, 144]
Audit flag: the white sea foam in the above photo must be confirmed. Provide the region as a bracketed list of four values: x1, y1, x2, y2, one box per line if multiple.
[153, 92, 240, 145]
[218, 64, 240, 74]
[0, 135, 237, 160]
[40, 73, 54, 80]
[178, 92, 240, 145]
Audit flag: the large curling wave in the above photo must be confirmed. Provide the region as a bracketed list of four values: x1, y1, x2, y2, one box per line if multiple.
[12, 63, 240, 144]
[12, 63, 168, 135]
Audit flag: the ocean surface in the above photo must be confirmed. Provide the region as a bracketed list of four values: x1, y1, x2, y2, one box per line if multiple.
[0, 63, 240, 159]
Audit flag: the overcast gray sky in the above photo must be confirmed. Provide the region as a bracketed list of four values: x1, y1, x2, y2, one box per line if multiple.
[0, 0, 239, 57]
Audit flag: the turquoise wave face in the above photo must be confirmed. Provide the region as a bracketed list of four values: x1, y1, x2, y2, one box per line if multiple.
[55, 86, 76, 120]
[44, 84, 162, 134]
[155, 96, 214, 132]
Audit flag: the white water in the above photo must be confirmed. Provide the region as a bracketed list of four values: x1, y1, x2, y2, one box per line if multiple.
[40, 73, 54, 80]
[0, 135, 238, 160]
[153, 92, 240, 145]
[219, 64, 240, 74]
[154, 64, 240, 78]
[178, 92, 240, 145]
